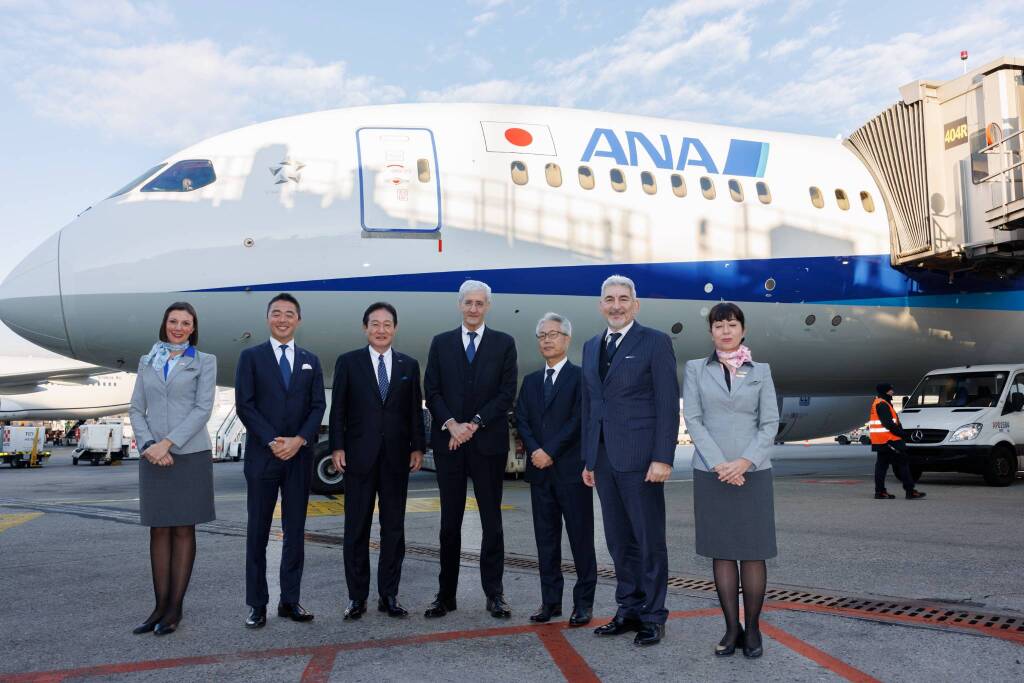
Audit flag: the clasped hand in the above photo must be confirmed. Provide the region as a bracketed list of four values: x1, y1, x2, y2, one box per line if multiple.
[448, 421, 478, 451]
[270, 436, 303, 461]
[333, 449, 423, 473]
[143, 439, 173, 467]
[530, 448, 553, 469]
[713, 457, 752, 486]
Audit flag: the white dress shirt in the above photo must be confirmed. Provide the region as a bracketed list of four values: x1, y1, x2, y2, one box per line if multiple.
[272, 338, 296, 365]
[544, 356, 568, 384]
[462, 324, 485, 351]
[605, 320, 635, 347]
[369, 345, 393, 382]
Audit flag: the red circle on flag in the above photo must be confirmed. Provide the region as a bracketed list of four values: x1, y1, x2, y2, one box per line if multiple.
[504, 127, 533, 146]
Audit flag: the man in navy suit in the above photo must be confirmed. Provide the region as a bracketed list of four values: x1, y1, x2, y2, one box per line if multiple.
[514, 312, 596, 627]
[235, 293, 326, 629]
[581, 275, 679, 646]
[423, 280, 518, 619]
[329, 302, 425, 621]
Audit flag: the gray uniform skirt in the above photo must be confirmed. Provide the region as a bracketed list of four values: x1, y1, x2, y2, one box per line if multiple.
[693, 467, 777, 560]
[139, 450, 216, 527]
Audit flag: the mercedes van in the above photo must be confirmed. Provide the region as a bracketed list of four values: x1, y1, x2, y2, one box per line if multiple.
[900, 365, 1024, 486]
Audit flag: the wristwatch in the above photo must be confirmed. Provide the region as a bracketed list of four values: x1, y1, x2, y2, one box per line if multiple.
[141, 440, 156, 452]
[471, 414, 483, 426]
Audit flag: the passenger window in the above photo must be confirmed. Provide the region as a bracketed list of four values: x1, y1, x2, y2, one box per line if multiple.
[141, 160, 216, 193]
[756, 181, 771, 204]
[109, 163, 167, 198]
[835, 188, 850, 210]
[728, 179, 743, 202]
[578, 165, 595, 190]
[511, 161, 528, 186]
[860, 190, 875, 212]
[809, 186, 824, 208]
[610, 168, 626, 192]
[670, 174, 686, 197]
[700, 176, 715, 200]
[545, 163, 562, 187]
[640, 171, 657, 195]
[416, 159, 431, 183]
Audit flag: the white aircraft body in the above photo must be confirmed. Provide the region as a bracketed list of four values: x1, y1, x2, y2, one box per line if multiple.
[0, 357, 133, 420]
[2, 96, 1021, 440]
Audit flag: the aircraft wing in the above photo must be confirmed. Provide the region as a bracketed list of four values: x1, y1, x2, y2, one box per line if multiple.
[0, 366, 116, 391]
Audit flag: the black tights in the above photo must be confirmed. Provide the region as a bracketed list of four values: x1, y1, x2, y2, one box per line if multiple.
[144, 526, 197, 626]
[713, 559, 767, 648]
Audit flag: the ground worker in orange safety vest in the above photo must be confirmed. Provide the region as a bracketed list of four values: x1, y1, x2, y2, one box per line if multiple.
[869, 383, 926, 500]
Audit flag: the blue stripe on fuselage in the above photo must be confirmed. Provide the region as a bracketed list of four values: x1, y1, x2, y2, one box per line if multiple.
[191, 254, 1024, 310]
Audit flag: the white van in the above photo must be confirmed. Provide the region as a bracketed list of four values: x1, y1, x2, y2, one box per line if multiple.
[900, 365, 1024, 486]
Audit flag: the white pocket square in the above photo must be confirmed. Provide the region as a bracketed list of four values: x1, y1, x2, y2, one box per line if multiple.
[301, 363, 313, 370]
[625, 355, 636, 359]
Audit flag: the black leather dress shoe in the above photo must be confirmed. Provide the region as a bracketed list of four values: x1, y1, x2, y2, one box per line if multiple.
[278, 602, 314, 622]
[634, 622, 665, 646]
[424, 595, 457, 618]
[486, 594, 512, 618]
[593, 616, 642, 636]
[742, 630, 763, 658]
[378, 596, 408, 618]
[529, 604, 562, 623]
[715, 628, 745, 656]
[132, 618, 160, 635]
[906, 489, 927, 500]
[568, 607, 592, 627]
[245, 606, 267, 629]
[343, 599, 367, 620]
[153, 620, 179, 636]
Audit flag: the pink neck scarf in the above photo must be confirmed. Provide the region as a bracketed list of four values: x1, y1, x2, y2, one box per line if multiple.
[717, 345, 752, 376]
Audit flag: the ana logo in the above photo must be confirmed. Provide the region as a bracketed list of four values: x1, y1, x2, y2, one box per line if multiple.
[580, 129, 770, 178]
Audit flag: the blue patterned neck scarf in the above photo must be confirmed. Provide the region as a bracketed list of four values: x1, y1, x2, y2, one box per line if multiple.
[142, 341, 190, 375]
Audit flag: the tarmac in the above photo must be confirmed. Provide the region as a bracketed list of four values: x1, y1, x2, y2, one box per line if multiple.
[0, 444, 1021, 682]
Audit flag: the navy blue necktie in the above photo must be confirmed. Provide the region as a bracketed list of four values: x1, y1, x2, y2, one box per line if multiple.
[543, 368, 555, 403]
[606, 332, 622, 361]
[377, 353, 389, 401]
[279, 344, 291, 389]
[466, 331, 477, 363]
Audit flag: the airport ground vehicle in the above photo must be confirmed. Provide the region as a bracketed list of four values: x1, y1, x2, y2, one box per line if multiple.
[900, 365, 1024, 486]
[419, 412, 526, 479]
[73, 421, 128, 465]
[1, 426, 51, 467]
[835, 427, 870, 445]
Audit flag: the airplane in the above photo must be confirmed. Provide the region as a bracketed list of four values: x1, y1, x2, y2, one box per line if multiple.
[0, 356, 134, 421]
[1, 57, 1021, 470]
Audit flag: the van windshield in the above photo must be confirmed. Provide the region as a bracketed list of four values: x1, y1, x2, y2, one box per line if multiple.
[905, 372, 1007, 408]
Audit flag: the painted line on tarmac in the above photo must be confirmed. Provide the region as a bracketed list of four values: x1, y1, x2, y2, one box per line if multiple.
[761, 620, 881, 682]
[536, 628, 600, 683]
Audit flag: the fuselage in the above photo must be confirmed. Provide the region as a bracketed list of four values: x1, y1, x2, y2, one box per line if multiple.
[0, 372, 133, 420]
[2, 103, 1022, 400]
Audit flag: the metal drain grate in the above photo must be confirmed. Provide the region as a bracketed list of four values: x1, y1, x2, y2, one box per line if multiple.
[5, 497, 1021, 638]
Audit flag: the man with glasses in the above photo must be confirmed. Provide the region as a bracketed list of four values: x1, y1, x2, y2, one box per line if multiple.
[514, 313, 596, 627]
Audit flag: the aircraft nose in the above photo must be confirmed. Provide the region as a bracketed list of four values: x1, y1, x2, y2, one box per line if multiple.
[0, 231, 73, 356]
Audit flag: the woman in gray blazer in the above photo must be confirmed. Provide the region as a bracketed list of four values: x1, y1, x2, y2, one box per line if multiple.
[683, 302, 779, 659]
[128, 302, 217, 636]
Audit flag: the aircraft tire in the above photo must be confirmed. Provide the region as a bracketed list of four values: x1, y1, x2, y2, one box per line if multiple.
[310, 446, 344, 495]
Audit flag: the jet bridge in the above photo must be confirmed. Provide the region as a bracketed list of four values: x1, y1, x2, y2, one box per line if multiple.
[846, 56, 1024, 274]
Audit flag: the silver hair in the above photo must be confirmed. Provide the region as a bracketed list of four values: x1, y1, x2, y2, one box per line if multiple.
[535, 312, 572, 337]
[458, 280, 492, 303]
[600, 274, 637, 298]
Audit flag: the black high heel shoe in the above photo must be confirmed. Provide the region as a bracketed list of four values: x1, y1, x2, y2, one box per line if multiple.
[132, 618, 161, 635]
[714, 627, 745, 656]
[742, 629, 763, 658]
[154, 620, 179, 636]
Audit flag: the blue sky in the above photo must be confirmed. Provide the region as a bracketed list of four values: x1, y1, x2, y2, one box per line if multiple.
[1, 0, 1022, 353]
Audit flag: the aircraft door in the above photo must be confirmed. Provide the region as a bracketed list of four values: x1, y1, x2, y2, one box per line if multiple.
[356, 127, 441, 232]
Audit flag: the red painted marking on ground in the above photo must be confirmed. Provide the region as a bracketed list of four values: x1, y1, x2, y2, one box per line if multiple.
[536, 629, 600, 683]
[761, 620, 881, 683]
[668, 607, 721, 619]
[299, 649, 337, 683]
[767, 601, 1024, 646]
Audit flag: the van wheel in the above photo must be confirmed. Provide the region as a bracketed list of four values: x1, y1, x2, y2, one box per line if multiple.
[859, 435, 871, 445]
[233, 445, 242, 462]
[72, 457, 79, 466]
[908, 465, 923, 483]
[310, 447, 344, 495]
[983, 446, 1016, 486]
[837, 435, 849, 445]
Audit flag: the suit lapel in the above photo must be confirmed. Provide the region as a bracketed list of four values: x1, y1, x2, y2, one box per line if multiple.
[704, 357, 730, 395]
[360, 348, 384, 404]
[730, 361, 754, 395]
[584, 335, 603, 395]
[264, 340, 288, 393]
[604, 325, 643, 384]
[165, 352, 195, 384]
[544, 362, 573, 408]
[452, 328, 469, 379]
[383, 353, 405, 405]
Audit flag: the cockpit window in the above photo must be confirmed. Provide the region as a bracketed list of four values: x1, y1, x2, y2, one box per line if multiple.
[108, 164, 167, 198]
[141, 160, 216, 193]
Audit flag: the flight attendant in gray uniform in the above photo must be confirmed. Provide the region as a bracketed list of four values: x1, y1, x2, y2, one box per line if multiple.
[683, 302, 779, 659]
[129, 302, 217, 636]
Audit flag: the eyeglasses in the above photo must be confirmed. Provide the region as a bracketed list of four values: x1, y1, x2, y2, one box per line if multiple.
[536, 331, 568, 341]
